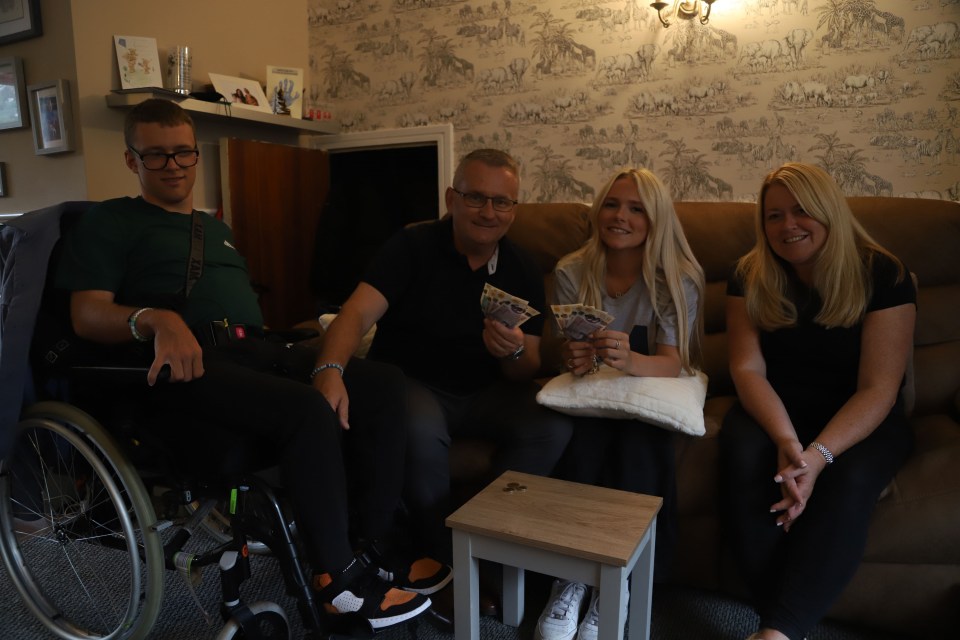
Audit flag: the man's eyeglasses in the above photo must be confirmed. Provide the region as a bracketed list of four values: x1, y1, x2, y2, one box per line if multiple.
[128, 146, 200, 171]
[452, 188, 518, 212]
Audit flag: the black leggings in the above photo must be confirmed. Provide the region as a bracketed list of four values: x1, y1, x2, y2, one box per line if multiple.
[147, 339, 407, 575]
[720, 402, 912, 640]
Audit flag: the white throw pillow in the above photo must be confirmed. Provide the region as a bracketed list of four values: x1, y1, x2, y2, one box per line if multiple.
[536, 365, 708, 436]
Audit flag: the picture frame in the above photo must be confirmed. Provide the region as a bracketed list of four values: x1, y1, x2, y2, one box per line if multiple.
[208, 72, 273, 114]
[0, 56, 29, 130]
[27, 79, 74, 155]
[0, 0, 42, 46]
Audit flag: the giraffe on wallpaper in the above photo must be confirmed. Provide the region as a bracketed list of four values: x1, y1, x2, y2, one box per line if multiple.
[307, 0, 960, 202]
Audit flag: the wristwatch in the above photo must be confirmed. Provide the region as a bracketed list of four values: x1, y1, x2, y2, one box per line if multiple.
[504, 344, 525, 361]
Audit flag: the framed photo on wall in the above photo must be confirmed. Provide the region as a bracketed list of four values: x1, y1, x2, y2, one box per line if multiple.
[0, 0, 43, 46]
[0, 56, 29, 130]
[27, 79, 74, 155]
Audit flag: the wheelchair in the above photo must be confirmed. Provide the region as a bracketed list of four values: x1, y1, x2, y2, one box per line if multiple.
[0, 202, 372, 640]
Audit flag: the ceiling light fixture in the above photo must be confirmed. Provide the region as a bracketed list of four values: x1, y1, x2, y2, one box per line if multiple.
[650, 0, 717, 28]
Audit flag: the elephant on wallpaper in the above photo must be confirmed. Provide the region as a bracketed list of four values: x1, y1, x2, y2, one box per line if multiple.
[784, 28, 813, 66]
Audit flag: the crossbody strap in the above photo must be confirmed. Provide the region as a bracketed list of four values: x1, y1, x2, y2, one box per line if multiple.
[185, 210, 204, 299]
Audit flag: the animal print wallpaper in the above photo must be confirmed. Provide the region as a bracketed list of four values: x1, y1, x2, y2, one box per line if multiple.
[306, 0, 960, 204]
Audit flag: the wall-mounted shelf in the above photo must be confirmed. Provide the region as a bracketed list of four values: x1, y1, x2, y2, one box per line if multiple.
[105, 90, 340, 135]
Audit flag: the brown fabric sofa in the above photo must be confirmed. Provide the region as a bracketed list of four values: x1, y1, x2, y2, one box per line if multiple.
[490, 197, 958, 638]
[304, 197, 959, 636]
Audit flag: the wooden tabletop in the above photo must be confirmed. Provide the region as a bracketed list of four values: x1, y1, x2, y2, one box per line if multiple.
[446, 470, 662, 567]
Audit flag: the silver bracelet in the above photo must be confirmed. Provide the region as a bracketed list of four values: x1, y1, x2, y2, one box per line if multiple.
[310, 363, 345, 379]
[809, 441, 834, 464]
[128, 307, 153, 342]
[503, 344, 525, 361]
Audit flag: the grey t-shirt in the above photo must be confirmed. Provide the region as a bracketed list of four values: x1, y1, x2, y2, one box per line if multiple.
[553, 255, 698, 355]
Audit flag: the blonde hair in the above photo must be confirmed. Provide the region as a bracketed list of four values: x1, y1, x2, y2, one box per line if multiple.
[558, 168, 705, 371]
[737, 162, 905, 330]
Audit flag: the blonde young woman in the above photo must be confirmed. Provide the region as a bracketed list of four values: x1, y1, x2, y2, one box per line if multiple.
[535, 168, 704, 640]
[723, 163, 916, 640]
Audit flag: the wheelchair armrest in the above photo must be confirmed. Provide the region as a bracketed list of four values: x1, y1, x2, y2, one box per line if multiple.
[264, 327, 321, 343]
[69, 363, 171, 383]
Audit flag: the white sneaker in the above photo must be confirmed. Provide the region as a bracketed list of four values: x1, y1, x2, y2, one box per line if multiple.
[576, 587, 629, 640]
[535, 579, 588, 640]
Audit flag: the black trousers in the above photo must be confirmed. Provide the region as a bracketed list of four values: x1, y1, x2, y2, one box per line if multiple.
[147, 339, 408, 575]
[555, 416, 678, 581]
[401, 378, 574, 562]
[720, 401, 912, 640]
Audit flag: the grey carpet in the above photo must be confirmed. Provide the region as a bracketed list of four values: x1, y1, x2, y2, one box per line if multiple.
[1, 543, 907, 640]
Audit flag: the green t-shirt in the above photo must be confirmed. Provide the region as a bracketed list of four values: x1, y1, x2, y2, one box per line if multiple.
[56, 196, 263, 328]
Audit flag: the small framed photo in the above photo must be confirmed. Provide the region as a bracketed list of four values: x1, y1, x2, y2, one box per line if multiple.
[0, 56, 29, 130]
[208, 72, 273, 114]
[0, 0, 43, 46]
[27, 79, 74, 155]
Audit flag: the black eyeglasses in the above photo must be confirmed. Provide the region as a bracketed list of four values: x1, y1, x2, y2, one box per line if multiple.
[452, 188, 518, 212]
[128, 146, 200, 171]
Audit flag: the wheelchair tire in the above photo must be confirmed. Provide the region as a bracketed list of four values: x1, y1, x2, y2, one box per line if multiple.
[215, 600, 291, 640]
[0, 401, 165, 640]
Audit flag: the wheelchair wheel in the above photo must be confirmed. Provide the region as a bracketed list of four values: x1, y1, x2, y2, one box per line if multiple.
[0, 401, 165, 640]
[215, 600, 291, 640]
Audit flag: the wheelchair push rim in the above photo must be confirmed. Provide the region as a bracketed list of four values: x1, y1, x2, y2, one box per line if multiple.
[0, 401, 165, 640]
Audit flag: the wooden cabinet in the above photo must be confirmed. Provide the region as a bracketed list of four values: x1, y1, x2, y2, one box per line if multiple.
[221, 138, 329, 329]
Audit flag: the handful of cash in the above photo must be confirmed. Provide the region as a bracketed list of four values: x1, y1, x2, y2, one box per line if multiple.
[550, 303, 615, 341]
[480, 283, 540, 329]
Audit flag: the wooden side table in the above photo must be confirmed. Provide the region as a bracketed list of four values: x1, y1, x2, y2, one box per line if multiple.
[446, 470, 661, 640]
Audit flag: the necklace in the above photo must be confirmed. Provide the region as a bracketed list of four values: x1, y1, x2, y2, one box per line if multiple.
[607, 271, 638, 299]
[608, 279, 636, 299]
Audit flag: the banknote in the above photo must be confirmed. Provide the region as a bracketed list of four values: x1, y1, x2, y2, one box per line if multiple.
[481, 283, 540, 329]
[550, 303, 615, 341]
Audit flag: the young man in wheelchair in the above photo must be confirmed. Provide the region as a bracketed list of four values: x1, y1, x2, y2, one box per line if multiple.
[54, 98, 449, 630]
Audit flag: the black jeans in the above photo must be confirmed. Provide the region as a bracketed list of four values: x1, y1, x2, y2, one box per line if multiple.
[720, 401, 912, 640]
[147, 339, 408, 575]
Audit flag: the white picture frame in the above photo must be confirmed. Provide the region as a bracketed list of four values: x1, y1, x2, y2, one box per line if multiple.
[27, 79, 74, 155]
[208, 72, 272, 114]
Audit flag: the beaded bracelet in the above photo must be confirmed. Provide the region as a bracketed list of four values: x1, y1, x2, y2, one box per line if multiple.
[128, 307, 153, 342]
[310, 363, 345, 379]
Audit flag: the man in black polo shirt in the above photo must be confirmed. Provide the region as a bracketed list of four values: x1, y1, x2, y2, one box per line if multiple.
[316, 149, 574, 596]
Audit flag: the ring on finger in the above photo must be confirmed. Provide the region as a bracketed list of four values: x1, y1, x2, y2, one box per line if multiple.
[614, 339, 621, 350]
[567, 358, 575, 370]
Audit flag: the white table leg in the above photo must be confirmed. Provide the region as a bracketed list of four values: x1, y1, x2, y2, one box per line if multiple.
[627, 515, 657, 640]
[452, 530, 480, 640]
[598, 565, 629, 640]
[502, 565, 525, 626]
